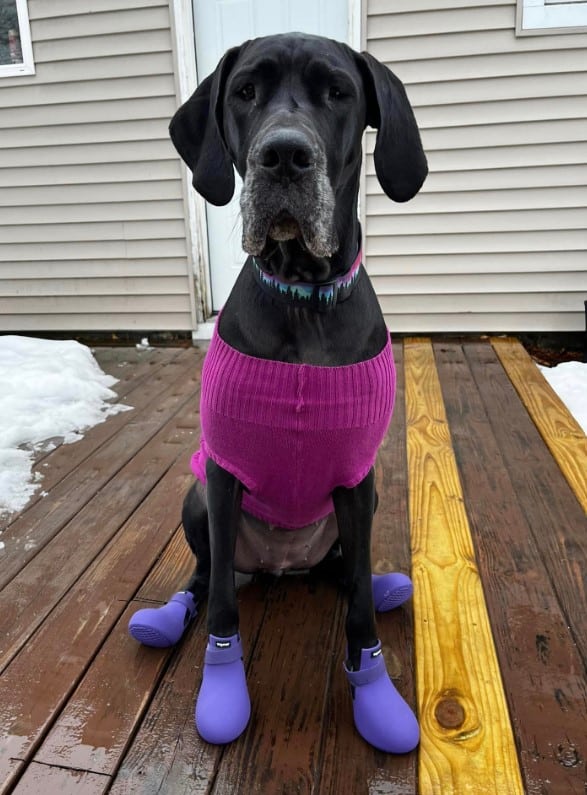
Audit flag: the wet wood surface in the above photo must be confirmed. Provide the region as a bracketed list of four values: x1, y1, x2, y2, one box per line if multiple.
[435, 343, 587, 794]
[1, 340, 585, 795]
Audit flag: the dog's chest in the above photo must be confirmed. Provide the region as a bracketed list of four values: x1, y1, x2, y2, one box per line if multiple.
[194, 326, 396, 530]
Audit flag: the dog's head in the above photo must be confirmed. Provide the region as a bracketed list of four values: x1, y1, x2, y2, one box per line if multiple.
[170, 33, 427, 261]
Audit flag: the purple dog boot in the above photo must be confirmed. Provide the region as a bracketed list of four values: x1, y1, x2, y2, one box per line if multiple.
[372, 572, 413, 612]
[195, 633, 251, 744]
[128, 591, 197, 648]
[344, 641, 419, 753]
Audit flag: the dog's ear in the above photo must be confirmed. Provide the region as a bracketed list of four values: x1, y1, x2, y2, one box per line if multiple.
[169, 46, 242, 206]
[355, 51, 427, 202]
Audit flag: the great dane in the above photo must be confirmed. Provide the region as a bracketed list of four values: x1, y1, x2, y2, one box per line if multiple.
[129, 32, 427, 753]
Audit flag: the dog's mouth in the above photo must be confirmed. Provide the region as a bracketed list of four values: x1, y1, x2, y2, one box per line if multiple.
[240, 195, 338, 259]
[267, 211, 302, 243]
[240, 147, 339, 260]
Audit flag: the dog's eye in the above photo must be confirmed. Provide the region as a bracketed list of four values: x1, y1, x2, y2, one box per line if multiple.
[329, 86, 344, 101]
[237, 83, 256, 102]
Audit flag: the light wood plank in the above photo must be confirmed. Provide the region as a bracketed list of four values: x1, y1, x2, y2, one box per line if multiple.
[404, 338, 523, 795]
[491, 338, 587, 513]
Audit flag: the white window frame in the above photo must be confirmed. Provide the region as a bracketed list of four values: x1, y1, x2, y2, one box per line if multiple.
[0, 0, 35, 78]
[517, 0, 587, 35]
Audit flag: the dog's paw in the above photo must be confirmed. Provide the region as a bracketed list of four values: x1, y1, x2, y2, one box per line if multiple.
[344, 641, 419, 754]
[372, 572, 413, 612]
[195, 633, 251, 744]
[128, 591, 197, 648]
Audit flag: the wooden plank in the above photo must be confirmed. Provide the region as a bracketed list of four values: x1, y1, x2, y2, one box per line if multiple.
[0, 349, 200, 587]
[436, 342, 587, 793]
[33, 604, 172, 775]
[463, 345, 587, 665]
[491, 337, 587, 513]
[135, 525, 195, 604]
[104, 610, 221, 795]
[210, 577, 341, 794]
[403, 338, 524, 795]
[12, 764, 108, 795]
[109, 579, 272, 794]
[0, 397, 198, 674]
[0, 454, 193, 793]
[318, 341, 418, 794]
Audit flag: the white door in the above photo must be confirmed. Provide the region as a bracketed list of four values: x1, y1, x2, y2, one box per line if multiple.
[193, 0, 351, 311]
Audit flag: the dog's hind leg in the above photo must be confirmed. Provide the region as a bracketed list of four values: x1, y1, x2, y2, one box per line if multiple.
[127, 481, 207, 648]
[333, 469, 420, 754]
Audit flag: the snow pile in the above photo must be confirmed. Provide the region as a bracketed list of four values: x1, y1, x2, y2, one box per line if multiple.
[538, 360, 587, 435]
[0, 336, 132, 518]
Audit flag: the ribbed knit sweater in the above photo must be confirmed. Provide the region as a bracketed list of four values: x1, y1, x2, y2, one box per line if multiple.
[191, 323, 396, 529]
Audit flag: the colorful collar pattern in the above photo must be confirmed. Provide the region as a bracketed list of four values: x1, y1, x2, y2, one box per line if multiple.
[252, 249, 363, 311]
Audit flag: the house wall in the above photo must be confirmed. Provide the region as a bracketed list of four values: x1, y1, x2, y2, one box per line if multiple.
[364, 0, 587, 332]
[0, 0, 195, 332]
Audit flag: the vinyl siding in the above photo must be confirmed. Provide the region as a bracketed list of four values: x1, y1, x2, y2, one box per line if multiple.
[365, 0, 587, 332]
[0, 0, 194, 332]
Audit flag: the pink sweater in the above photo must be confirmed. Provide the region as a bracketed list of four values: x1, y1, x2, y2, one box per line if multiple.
[191, 324, 395, 529]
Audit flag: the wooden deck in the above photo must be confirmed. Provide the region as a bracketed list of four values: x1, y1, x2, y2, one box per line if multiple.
[0, 338, 586, 795]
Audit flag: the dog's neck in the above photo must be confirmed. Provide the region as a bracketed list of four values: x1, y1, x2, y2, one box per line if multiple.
[252, 246, 362, 312]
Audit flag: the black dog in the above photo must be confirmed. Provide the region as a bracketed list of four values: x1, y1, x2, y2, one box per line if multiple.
[129, 32, 427, 752]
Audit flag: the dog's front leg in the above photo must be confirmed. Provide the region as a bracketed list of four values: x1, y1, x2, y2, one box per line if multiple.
[333, 468, 378, 668]
[333, 469, 420, 754]
[195, 458, 251, 744]
[206, 458, 241, 637]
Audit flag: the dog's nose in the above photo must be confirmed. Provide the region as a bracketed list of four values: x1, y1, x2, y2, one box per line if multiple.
[258, 129, 314, 181]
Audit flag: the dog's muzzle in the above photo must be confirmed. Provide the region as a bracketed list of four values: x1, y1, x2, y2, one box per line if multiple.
[240, 126, 338, 258]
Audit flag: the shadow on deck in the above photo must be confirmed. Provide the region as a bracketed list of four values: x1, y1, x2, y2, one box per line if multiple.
[0, 338, 585, 795]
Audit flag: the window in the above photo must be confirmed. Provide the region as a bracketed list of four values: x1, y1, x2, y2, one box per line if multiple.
[0, 0, 34, 77]
[517, 0, 587, 34]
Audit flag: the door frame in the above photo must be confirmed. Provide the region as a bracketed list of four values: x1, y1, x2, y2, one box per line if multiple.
[171, 0, 363, 338]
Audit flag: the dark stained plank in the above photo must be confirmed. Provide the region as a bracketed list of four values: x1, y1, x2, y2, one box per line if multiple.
[0, 395, 198, 673]
[109, 611, 221, 795]
[0, 454, 193, 794]
[0, 350, 202, 587]
[34, 604, 171, 775]
[211, 577, 342, 795]
[436, 342, 587, 794]
[93, 345, 183, 383]
[109, 579, 272, 794]
[135, 525, 196, 604]
[318, 341, 418, 795]
[464, 343, 587, 667]
[12, 763, 108, 795]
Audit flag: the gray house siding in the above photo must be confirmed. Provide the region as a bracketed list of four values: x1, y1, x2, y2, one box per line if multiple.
[0, 0, 195, 332]
[364, 0, 587, 332]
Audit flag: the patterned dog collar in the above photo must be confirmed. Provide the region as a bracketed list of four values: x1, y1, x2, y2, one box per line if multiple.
[252, 249, 363, 311]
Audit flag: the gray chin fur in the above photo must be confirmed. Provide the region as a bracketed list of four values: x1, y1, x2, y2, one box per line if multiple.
[240, 160, 338, 259]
